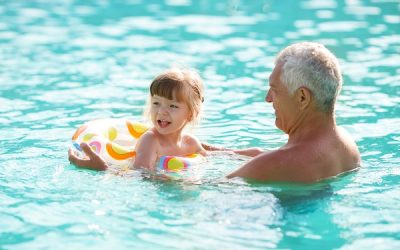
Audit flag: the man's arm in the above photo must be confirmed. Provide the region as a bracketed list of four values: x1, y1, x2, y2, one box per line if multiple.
[233, 148, 265, 157]
[226, 150, 284, 181]
[201, 143, 264, 157]
[226, 148, 313, 182]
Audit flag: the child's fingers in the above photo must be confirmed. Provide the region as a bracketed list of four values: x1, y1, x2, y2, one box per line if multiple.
[72, 157, 90, 167]
[68, 148, 77, 163]
[80, 143, 97, 158]
[69, 144, 107, 170]
[68, 148, 88, 166]
[79, 142, 107, 170]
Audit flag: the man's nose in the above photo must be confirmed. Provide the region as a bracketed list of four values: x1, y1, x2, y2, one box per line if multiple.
[265, 89, 272, 103]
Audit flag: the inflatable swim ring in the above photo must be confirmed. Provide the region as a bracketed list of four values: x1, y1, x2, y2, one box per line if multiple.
[70, 119, 205, 172]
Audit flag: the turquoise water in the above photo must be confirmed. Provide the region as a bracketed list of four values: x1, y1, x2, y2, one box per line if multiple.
[1, 0, 399, 249]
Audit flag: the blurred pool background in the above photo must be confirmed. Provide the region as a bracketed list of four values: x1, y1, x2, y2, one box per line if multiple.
[0, 0, 399, 249]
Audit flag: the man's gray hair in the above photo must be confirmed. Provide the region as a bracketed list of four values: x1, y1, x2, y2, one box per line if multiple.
[275, 42, 342, 113]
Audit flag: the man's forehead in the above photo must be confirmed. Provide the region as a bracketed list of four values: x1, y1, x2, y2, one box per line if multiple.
[268, 64, 282, 85]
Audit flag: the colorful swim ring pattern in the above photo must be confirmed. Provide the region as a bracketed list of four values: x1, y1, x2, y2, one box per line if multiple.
[71, 119, 204, 171]
[158, 154, 203, 172]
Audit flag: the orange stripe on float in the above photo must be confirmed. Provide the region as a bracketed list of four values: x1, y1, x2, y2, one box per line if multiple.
[106, 143, 136, 160]
[184, 154, 198, 158]
[126, 121, 148, 138]
[72, 125, 87, 140]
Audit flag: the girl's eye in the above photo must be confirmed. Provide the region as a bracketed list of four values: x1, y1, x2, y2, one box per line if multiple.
[170, 104, 178, 109]
[152, 102, 159, 106]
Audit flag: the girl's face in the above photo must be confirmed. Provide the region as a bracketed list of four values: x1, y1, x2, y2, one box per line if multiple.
[150, 95, 191, 135]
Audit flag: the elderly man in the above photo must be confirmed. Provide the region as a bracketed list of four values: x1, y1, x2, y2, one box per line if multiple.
[213, 42, 361, 182]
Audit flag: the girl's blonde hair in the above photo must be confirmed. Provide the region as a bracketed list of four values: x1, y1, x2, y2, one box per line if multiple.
[148, 68, 204, 124]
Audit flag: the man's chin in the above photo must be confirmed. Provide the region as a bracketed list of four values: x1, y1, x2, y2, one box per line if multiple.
[275, 120, 283, 131]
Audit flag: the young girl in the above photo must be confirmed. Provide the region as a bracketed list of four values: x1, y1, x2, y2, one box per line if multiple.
[134, 68, 206, 169]
[68, 68, 207, 171]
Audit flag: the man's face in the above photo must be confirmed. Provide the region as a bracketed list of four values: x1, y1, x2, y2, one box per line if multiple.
[265, 63, 299, 133]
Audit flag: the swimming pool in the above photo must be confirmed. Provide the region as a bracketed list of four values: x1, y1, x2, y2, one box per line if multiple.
[1, 0, 399, 249]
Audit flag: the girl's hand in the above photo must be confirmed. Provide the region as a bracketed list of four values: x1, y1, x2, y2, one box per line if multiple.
[68, 143, 108, 171]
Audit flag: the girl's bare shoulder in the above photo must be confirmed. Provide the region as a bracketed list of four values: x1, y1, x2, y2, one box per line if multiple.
[182, 133, 205, 154]
[182, 133, 200, 145]
[136, 129, 160, 147]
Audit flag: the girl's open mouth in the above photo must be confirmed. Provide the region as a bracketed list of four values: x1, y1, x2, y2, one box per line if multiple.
[157, 119, 171, 128]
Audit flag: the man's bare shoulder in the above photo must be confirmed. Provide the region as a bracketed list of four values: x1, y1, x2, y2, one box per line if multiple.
[227, 140, 346, 183]
[337, 126, 360, 151]
[334, 127, 361, 169]
[227, 130, 360, 183]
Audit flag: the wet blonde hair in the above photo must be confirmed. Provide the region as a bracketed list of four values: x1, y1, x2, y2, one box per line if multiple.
[147, 68, 204, 124]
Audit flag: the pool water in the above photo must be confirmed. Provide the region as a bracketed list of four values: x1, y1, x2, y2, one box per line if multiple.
[1, 0, 399, 249]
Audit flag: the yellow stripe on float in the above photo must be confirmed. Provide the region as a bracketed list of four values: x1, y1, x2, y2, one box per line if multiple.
[107, 126, 118, 141]
[83, 133, 96, 142]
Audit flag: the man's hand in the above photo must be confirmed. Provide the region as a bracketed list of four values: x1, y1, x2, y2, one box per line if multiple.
[68, 143, 108, 171]
[233, 147, 264, 157]
[201, 143, 229, 151]
[201, 143, 264, 157]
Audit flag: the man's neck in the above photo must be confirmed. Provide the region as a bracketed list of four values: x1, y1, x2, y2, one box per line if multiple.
[287, 111, 336, 144]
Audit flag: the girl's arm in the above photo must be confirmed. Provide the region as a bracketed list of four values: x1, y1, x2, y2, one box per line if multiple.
[133, 131, 159, 169]
[201, 143, 265, 157]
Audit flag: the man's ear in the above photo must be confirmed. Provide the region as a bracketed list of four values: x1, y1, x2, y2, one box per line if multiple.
[296, 87, 312, 110]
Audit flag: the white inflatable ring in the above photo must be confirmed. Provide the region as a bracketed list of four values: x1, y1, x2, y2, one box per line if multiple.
[71, 119, 204, 172]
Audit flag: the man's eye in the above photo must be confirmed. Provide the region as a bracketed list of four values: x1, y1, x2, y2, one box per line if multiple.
[152, 102, 159, 105]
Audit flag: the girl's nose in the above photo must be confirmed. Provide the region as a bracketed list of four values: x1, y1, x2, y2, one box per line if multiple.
[158, 106, 168, 115]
